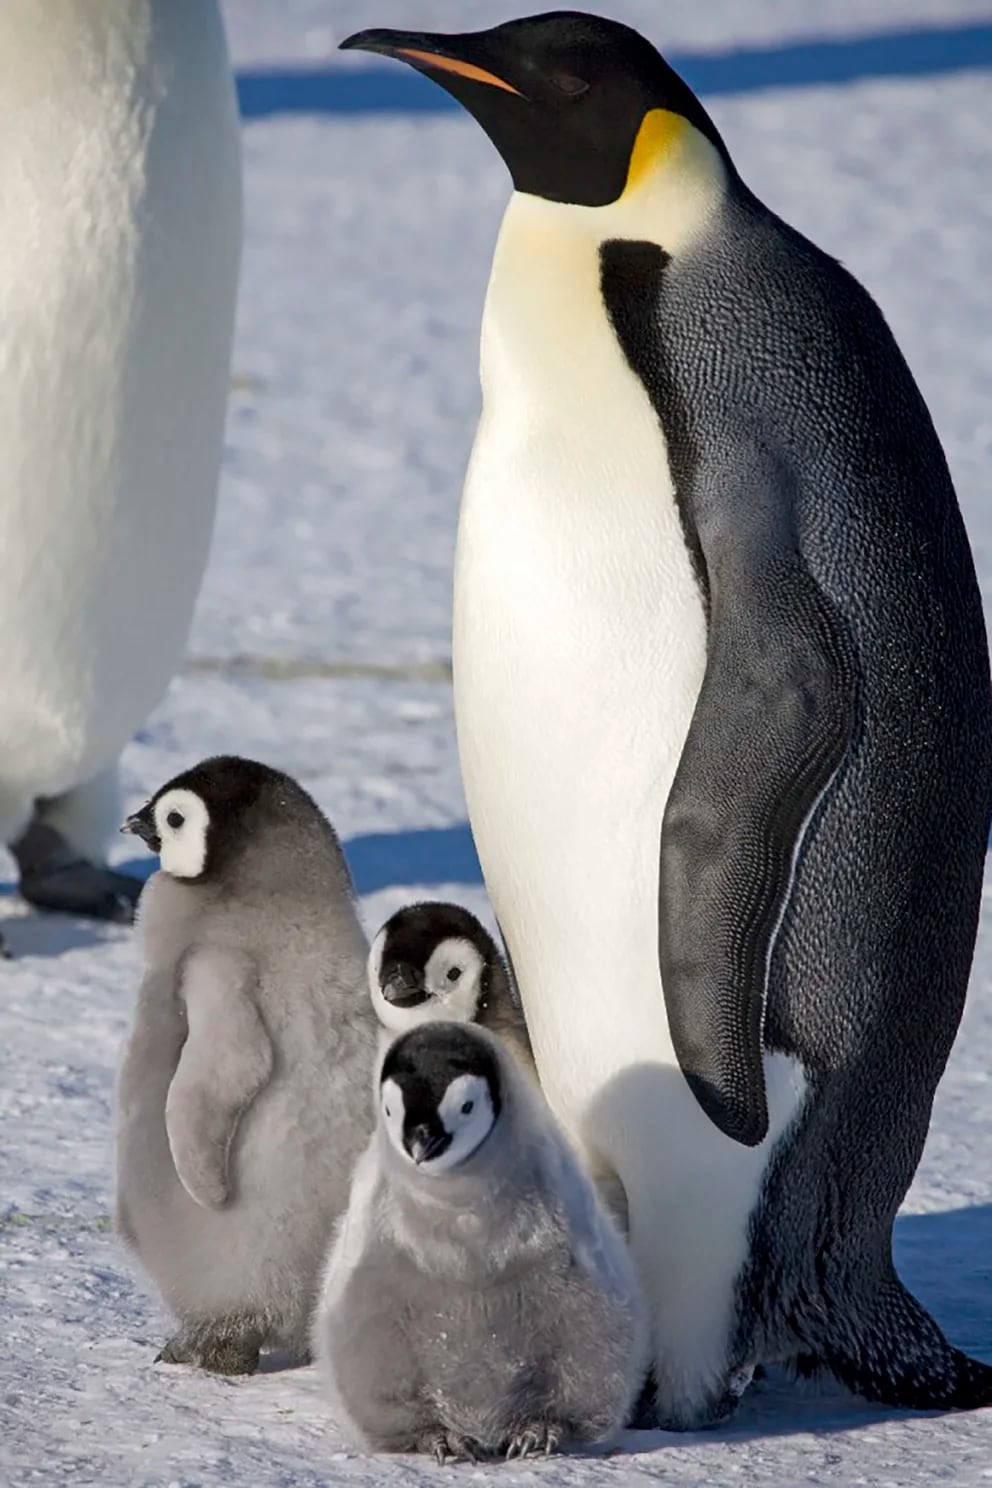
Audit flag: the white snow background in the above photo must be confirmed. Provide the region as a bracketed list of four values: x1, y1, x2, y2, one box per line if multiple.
[2, 1, 992, 1483]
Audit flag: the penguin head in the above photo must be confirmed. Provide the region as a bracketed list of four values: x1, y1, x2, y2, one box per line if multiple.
[123, 785, 211, 879]
[379, 1022, 502, 1175]
[340, 11, 730, 209]
[368, 902, 497, 1035]
[121, 755, 338, 886]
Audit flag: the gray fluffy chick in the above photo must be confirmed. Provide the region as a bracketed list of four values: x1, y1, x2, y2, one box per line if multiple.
[115, 755, 377, 1374]
[367, 901, 536, 1080]
[314, 1021, 648, 1462]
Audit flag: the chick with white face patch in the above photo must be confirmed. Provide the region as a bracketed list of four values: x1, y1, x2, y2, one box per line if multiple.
[368, 901, 536, 1079]
[314, 1022, 647, 1463]
[115, 756, 378, 1374]
[341, 11, 992, 1427]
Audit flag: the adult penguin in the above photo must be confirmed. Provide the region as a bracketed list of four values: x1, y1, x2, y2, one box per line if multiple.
[341, 13, 992, 1427]
[0, 1, 241, 925]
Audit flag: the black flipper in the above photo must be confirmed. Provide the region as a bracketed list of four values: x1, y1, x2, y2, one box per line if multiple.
[598, 239, 859, 1147]
[659, 536, 857, 1146]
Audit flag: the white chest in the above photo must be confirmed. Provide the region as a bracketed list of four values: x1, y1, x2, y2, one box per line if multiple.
[453, 195, 708, 1108]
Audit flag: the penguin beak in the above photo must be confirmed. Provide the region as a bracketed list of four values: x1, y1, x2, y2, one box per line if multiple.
[121, 809, 161, 854]
[406, 1124, 449, 1165]
[382, 963, 428, 1009]
[339, 28, 527, 100]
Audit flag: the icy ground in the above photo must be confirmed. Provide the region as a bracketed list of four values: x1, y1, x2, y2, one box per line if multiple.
[3, 2, 992, 1483]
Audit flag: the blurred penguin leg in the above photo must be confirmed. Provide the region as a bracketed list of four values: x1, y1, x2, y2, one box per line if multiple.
[11, 762, 144, 921]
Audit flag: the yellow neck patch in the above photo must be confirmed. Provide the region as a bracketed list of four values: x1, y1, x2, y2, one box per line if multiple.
[623, 109, 687, 195]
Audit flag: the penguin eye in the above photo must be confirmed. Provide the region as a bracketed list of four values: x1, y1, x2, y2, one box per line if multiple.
[384, 1105, 392, 1119]
[447, 967, 462, 984]
[549, 72, 589, 98]
[166, 810, 185, 830]
[461, 1100, 475, 1116]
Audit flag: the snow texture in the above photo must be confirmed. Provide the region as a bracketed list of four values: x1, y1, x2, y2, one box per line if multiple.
[3, 2, 992, 1484]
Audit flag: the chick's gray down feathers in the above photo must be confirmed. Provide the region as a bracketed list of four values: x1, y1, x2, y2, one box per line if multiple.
[314, 1024, 648, 1457]
[116, 760, 378, 1371]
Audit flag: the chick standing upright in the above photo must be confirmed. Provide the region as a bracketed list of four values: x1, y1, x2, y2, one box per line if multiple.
[116, 756, 377, 1373]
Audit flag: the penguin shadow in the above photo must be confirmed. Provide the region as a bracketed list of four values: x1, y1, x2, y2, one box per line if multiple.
[586, 1063, 992, 1446]
[256, 1350, 310, 1376]
[0, 907, 123, 960]
[343, 823, 483, 897]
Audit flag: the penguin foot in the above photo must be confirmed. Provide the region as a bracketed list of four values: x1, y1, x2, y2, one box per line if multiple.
[196, 1334, 262, 1376]
[19, 862, 141, 923]
[156, 1331, 199, 1366]
[156, 1326, 262, 1376]
[0, 932, 11, 962]
[505, 1422, 562, 1460]
[654, 1378, 744, 1432]
[11, 821, 142, 923]
[419, 1429, 486, 1466]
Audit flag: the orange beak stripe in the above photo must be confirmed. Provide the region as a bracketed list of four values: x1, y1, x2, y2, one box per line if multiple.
[395, 48, 524, 97]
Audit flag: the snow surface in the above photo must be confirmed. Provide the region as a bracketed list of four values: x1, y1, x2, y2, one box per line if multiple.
[3, 2, 992, 1483]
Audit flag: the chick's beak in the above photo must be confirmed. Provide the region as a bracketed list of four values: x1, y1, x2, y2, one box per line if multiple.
[382, 962, 427, 1009]
[339, 27, 526, 99]
[120, 810, 160, 852]
[406, 1123, 448, 1165]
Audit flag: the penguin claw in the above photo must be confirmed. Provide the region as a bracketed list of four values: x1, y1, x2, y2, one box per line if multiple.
[506, 1425, 561, 1460]
[425, 1431, 483, 1465]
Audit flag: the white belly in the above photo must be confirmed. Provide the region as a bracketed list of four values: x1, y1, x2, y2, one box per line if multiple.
[457, 360, 704, 1114]
[455, 190, 709, 1115]
[453, 191, 805, 1420]
[0, 2, 241, 805]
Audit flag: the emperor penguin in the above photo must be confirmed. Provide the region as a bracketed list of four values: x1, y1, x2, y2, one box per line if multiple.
[341, 13, 992, 1427]
[0, 2, 241, 924]
[314, 1021, 647, 1461]
[116, 756, 378, 1372]
[367, 901, 537, 1079]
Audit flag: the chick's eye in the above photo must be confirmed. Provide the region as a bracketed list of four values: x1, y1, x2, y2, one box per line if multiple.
[166, 810, 184, 830]
[550, 72, 589, 97]
[461, 1100, 474, 1116]
[384, 1106, 392, 1119]
[446, 967, 462, 984]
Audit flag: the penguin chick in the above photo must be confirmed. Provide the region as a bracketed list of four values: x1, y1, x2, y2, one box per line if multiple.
[368, 901, 536, 1079]
[314, 1022, 648, 1462]
[115, 756, 377, 1374]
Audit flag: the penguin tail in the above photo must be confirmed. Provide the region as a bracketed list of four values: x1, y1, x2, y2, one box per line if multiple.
[820, 1275, 992, 1411]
